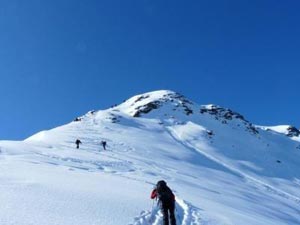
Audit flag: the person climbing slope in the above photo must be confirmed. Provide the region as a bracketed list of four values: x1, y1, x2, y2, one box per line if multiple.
[75, 139, 82, 149]
[100, 140, 107, 150]
[151, 180, 176, 225]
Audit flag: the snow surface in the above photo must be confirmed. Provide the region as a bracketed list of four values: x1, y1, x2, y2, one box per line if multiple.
[1, 90, 300, 225]
[258, 125, 300, 142]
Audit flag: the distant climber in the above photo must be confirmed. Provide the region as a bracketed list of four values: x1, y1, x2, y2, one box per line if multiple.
[101, 140, 107, 150]
[151, 180, 176, 225]
[75, 139, 82, 149]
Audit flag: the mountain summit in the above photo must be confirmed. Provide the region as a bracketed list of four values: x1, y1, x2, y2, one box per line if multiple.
[1, 90, 300, 225]
[115, 90, 194, 117]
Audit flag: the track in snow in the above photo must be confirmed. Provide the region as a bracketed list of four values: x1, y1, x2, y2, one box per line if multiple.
[129, 198, 202, 225]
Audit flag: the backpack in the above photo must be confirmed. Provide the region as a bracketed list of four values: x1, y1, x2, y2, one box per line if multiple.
[156, 180, 174, 204]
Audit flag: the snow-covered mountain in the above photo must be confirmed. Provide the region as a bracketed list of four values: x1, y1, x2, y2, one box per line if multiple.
[1, 90, 300, 225]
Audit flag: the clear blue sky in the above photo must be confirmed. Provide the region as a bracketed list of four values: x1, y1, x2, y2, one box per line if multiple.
[0, 0, 299, 140]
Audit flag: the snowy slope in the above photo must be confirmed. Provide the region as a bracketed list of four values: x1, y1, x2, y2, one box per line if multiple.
[1, 90, 300, 225]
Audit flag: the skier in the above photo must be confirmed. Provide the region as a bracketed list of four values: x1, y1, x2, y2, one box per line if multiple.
[151, 180, 176, 225]
[75, 139, 82, 149]
[101, 140, 107, 150]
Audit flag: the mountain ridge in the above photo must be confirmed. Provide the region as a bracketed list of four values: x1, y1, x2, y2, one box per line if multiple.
[70, 90, 299, 143]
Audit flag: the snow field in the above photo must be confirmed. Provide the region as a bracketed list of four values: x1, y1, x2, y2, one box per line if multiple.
[1, 90, 300, 225]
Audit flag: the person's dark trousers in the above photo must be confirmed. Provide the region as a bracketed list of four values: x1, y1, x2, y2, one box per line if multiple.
[161, 202, 176, 225]
[169, 203, 176, 225]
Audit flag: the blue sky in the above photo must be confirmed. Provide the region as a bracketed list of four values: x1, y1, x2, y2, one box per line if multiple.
[0, 0, 299, 140]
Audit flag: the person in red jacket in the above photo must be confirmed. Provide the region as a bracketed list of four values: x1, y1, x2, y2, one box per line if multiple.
[151, 180, 176, 225]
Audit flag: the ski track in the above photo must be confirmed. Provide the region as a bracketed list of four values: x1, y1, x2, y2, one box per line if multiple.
[3, 135, 209, 225]
[10, 139, 207, 225]
[32, 148, 137, 174]
[129, 198, 203, 225]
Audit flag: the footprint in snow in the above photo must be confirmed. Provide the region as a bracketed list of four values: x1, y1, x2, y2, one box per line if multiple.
[130, 198, 203, 225]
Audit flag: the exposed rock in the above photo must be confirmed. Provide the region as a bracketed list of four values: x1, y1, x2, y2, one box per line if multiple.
[286, 126, 300, 137]
[132, 92, 193, 117]
[74, 117, 82, 122]
[161, 93, 194, 116]
[106, 113, 121, 123]
[74, 110, 96, 122]
[133, 101, 161, 117]
[183, 106, 193, 115]
[110, 104, 118, 108]
[246, 124, 259, 135]
[200, 105, 244, 120]
[207, 130, 214, 136]
[200, 105, 258, 135]
[134, 95, 149, 103]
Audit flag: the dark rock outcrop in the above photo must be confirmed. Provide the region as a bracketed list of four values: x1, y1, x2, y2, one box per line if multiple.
[74, 117, 82, 122]
[286, 126, 300, 137]
[133, 101, 160, 117]
[200, 105, 258, 135]
[107, 113, 121, 123]
[132, 92, 193, 117]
